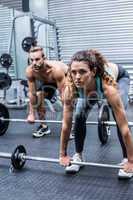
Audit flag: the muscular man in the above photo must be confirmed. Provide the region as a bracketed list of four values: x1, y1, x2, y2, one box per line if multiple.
[26, 46, 68, 137]
[59, 49, 133, 178]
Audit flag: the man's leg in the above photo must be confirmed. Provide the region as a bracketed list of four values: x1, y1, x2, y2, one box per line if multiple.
[32, 91, 51, 138]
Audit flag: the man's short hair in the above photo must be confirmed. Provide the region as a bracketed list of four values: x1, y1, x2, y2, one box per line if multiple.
[29, 46, 46, 59]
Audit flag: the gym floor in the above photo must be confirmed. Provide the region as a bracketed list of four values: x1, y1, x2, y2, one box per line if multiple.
[0, 103, 133, 200]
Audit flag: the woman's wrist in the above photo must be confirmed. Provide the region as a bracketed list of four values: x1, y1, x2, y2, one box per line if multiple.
[60, 151, 67, 157]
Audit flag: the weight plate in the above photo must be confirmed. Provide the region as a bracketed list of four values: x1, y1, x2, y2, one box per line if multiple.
[0, 103, 10, 136]
[98, 103, 110, 145]
[11, 145, 27, 170]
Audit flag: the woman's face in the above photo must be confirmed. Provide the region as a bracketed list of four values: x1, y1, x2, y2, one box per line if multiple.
[70, 61, 95, 88]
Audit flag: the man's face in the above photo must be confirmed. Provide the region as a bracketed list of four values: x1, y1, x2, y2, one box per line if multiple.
[70, 61, 95, 88]
[29, 50, 44, 72]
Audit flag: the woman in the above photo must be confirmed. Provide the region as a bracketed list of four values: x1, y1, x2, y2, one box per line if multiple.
[59, 49, 133, 178]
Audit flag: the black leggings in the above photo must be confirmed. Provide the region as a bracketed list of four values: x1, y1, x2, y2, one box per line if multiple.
[73, 97, 96, 153]
[74, 77, 130, 158]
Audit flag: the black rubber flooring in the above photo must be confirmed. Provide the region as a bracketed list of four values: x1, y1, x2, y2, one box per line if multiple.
[0, 103, 133, 200]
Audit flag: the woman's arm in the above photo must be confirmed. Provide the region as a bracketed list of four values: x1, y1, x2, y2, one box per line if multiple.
[59, 86, 74, 166]
[103, 81, 133, 164]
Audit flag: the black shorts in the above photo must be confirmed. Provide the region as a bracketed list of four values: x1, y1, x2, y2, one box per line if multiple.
[117, 64, 129, 80]
[36, 80, 57, 100]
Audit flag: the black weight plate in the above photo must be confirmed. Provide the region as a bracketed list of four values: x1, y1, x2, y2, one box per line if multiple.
[0, 53, 13, 68]
[22, 36, 37, 52]
[0, 72, 12, 90]
[98, 103, 110, 145]
[0, 103, 9, 135]
[11, 145, 27, 170]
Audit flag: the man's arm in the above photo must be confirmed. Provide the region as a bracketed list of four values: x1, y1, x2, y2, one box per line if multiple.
[26, 67, 37, 122]
[53, 64, 68, 100]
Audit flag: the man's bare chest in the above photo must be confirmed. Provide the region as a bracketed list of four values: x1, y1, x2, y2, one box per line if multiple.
[33, 71, 55, 84]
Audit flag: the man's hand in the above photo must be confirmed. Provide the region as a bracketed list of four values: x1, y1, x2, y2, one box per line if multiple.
[123, 161, 133, 172]
[27, 113, 35, 123]
[59, 155, 71, 167]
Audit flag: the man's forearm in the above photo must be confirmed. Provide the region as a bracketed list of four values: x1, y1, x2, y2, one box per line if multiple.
[28, 92, 38, 107]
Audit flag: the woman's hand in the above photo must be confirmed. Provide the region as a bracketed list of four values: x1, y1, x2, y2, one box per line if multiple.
[123, 161, 133, 173]
[59, 155, 71, 167]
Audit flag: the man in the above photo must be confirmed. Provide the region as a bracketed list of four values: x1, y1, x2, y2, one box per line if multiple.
[26, 46, 68, 137]
[59, 49, 133, 178]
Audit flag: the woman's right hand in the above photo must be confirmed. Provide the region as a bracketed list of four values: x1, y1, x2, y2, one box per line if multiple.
[59, 155, 71, 167]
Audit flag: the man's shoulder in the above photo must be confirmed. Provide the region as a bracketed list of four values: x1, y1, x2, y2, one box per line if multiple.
[46, 60, 68, 69]
[26, 65, 33, 72]
[26, 65, 34, 77]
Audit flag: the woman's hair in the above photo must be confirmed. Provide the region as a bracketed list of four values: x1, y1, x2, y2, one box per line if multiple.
[69, 49, 117, 87]
[64, 49, 117, 101]
[69, 49, 107, 77]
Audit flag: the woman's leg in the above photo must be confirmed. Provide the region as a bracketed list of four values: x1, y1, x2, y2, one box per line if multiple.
[74, 97, 96, 153]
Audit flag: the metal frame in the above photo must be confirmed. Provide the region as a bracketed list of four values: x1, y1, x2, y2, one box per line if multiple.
[8, 12, 60, 65]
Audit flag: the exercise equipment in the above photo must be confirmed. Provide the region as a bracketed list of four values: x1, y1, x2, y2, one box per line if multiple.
[0, 103, 10, 135]
[0, 145, 124, 170]
[98, 103, 110, 144]
[21, 36, 37, 52]
[11, 145, 27, 169]
[0, 72, 12, 90]
[0, 103, 133, 138]
[0, 53, 13, 68]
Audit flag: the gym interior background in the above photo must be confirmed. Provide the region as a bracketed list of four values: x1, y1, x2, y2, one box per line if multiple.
[0, 1, 133, 200]
[0, 0, 133, 104]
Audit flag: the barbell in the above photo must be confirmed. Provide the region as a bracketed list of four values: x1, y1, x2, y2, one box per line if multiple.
[0, 102, 132, 145]
[0, 117, 128, 126]
[1, 145, 123, 170]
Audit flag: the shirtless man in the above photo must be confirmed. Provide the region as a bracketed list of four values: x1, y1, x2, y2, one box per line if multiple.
[26, 46, 68, 137]
[59, 49, 133, 178]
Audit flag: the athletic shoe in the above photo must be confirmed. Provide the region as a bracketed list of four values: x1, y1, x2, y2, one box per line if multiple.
[118, 158, 128, 166]
[32, 125, 51, 138]
[69, 132, 75, 140]
[69, 125, 75, 140]
[118, 169, 133, 179]
[118, 158, 133, 179]
[65, 153, 83, 173]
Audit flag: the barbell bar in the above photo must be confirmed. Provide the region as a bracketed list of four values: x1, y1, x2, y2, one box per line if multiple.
[0, 145, 123, 170]
[0, 117, 133, 127]
[21, 155, 122, 169]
